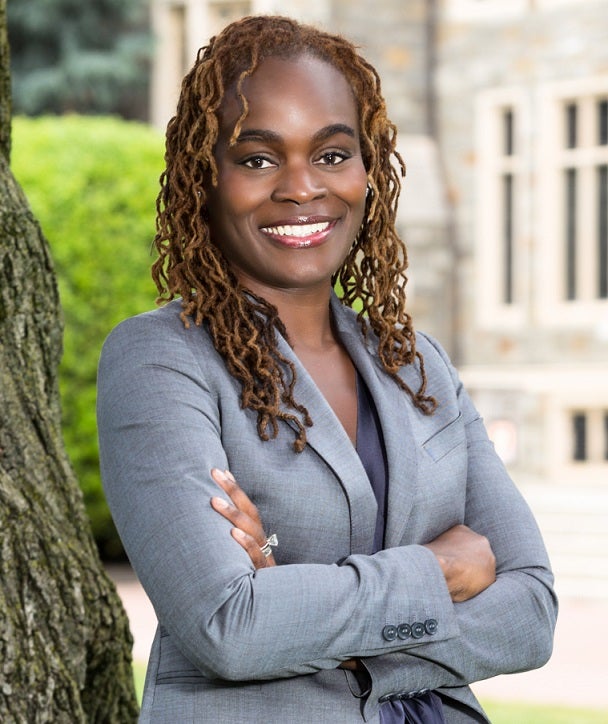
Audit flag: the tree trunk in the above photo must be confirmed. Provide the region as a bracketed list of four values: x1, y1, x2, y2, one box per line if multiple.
[0, 2, 138, 720]
[0, 0, 9, 160]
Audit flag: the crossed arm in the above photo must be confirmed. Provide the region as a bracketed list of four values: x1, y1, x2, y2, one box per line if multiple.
[210, 466, 498, 673]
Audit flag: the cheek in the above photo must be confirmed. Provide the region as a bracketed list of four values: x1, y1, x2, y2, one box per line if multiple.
[347, 164, 369, 200]
[344, 171, 368, 221]
[213, 181, 248, 219]
[209, 168, 265, 221]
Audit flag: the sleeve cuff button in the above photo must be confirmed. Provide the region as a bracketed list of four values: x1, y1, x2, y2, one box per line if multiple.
[424, 618, 438, 635]
[382, 624, 398, 641]
[411, 621, 425, 639]
[397, 623, 411, 639]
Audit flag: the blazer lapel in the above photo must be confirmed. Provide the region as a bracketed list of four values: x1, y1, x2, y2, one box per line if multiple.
[330, 297, 422, 548]
[275, 330, 377, 555]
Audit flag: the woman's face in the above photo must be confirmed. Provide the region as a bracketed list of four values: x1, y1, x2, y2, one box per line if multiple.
[205, 54, 368, 300]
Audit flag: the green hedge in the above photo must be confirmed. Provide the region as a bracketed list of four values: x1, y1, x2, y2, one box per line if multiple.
[12, 115, 164, 558]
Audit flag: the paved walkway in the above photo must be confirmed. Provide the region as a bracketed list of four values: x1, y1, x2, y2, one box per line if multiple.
[110, 565, 608, 711]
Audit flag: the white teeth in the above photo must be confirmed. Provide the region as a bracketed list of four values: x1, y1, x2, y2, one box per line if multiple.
[261, 222, 330, 238]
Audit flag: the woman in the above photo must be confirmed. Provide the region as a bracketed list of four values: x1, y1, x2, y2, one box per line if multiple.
[97, 15, 557, 723]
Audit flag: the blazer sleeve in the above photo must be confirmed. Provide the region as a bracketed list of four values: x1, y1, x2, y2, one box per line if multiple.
[97, 312, 460, 682]
[357, 333, 558, 718]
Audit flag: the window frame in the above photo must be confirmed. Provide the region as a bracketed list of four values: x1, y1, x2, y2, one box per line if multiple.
[536, 76, 608, 328]
[474, 87, 530, 329]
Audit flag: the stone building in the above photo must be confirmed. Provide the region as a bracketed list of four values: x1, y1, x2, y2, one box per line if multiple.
[149, 0, 608, 593]
[438, 0, 608, 599]
[438, 0, 608, 485]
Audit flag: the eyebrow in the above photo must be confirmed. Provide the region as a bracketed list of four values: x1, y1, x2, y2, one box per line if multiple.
[233, 123, 356, 145]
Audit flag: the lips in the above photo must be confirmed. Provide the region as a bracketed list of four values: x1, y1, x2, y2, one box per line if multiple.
[260, 218, 337, 248]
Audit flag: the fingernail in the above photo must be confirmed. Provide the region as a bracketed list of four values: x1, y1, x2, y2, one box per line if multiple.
[211, 468, 227, 481]
[211, 496, 228, 509]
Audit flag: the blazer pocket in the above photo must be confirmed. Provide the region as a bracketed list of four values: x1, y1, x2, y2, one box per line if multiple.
[156, 628, 207, 685]
[422, 413, 464, 462]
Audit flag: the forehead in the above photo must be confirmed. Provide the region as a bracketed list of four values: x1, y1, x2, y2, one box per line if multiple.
[217, 55, 359, 138]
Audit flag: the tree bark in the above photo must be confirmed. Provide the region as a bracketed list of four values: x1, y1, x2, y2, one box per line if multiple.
[0, 0, 10, 161]
[0, 1, 138, 720]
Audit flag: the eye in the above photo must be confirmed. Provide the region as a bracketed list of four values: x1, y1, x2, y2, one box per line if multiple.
[240, 155, 276, 170]
[316, 150, 350, 166]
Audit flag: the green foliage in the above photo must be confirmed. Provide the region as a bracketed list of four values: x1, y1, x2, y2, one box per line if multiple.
[12, 115, 163, 558]
[7, 0, 151, 119]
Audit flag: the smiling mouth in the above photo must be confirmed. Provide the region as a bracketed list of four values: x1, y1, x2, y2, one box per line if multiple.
[261, 221, 331, 237]
[260, 221, 335, 248]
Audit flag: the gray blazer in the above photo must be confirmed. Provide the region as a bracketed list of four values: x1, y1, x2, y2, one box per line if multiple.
[97, 294, 557, 723]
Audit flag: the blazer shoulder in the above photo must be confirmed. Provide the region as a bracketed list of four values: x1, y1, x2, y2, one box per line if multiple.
[415, 331, 458, 383]
[102, 301, 215, 358]
[415, 330, 451, 363]
[410, 331, 468, 418]
[98, 300, 224, 393]
[104, 300, 187, 342]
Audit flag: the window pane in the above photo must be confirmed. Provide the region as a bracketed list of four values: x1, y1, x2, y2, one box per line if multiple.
[503, 109, 514, 156]
[599, 165, 608, 298]
[503, 173, 514, 303]
[572, 413, 587, 461]
[599, 99, 608, 146]
[565, 169, 577, 299]
[566, 103, 577, 149]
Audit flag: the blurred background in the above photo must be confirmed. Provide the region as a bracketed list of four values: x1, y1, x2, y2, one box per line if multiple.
[8, 0, 608, 719]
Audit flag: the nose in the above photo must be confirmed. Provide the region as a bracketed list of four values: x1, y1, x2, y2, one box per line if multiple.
[270, 162, 327, 205]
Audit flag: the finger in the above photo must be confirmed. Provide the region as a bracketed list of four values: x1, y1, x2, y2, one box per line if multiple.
[232, 528, 275, 569]
[338, 659, 360, 671]
[210, 468, 262, 524]
[222, 470, 262, 522]
[210, 496, 265, 541]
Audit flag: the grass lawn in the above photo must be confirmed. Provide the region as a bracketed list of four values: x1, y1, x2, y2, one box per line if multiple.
[480, 699, 608, 723]
[133, 661, 147, 703]
[132, 662, 606, 722]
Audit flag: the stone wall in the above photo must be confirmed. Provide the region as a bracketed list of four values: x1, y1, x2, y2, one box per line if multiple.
[437, 0, 608, 366]
[436, 0, 608, 480]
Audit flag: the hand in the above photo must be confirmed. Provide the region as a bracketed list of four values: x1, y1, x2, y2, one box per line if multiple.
[338, 659, 360, 671]
[423, 524, 496, 602]
[210, 468, 276, 569]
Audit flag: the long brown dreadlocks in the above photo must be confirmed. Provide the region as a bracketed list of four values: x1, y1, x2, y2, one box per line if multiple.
[152, 15, 437, 452]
